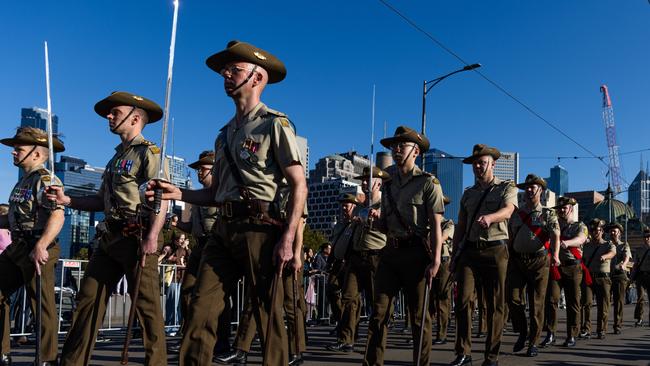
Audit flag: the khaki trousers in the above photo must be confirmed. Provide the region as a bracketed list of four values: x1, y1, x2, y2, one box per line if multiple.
[507, 253, 549, 346]
[60, 230, 167, 366]
[581, 276, 611, 334]
[611, 273, 628, 332]
[233, 270, 307, 355]
[0, 239, 60, 361]
[339, 250, 380, 345]
[179, 218, 287, 366]
[363, 245, 431, 366]
[429, 259, 452, 341]
[545, 263, 582, 338]
[455, 244, 508, 363]
[634, 272, 650, 322]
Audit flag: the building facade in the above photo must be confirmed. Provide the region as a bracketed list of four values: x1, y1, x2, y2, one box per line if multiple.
[310, 152, 370, 184]
[629, 169, 650, 221]
[165, 155, 191, 217]
[54, 156, 104, 258]
[547, 165, 569, 196]
[306, 178, 358, 237]
[19, 107, 59, 178]
[420, 148, 463, 221]
[565, 190, 605, 223]
[493, 151, 519, 182]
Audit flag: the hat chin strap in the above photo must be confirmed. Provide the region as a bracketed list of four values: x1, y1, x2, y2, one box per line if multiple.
[110, 106, 136, 133]
[14, 146, 37, 167]
[228, 66, 258, 95]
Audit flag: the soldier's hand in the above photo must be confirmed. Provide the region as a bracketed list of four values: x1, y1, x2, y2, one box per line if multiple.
[290, 254, 303, 274]
[476, 215, 492, 229]
[369, 208, 380, 220]
[425, 260, 440, 285]
[30, 246, 49, 275]
[140, 236, 158, 266]
[599, 255, 606, 263]
[144, 179, 182, 201]
[273, 237, 294, 272]
[45, 185, 69, 206]
[552, 255, 560, 266]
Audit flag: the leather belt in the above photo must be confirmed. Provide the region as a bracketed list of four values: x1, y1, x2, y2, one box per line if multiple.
[10, 229, 44, 240]
[562, 259, 581, 266]
[465, 239, 505, 250]
[611, 269, 627, 276]
[216, 200, 283, 226]
[387, 236, 419, 249]
[591, 272, 610, 278]
[513, 249, 547, 260]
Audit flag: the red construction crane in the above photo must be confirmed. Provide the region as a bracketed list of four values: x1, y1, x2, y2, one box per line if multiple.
[600, 85, 625, 194]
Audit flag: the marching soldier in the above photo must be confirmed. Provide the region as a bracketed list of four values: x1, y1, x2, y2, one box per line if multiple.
[327, 167, 389, 352]
[607, 222, 631, 334]
[541, 197, 587, 349]
[363, 126, 444, 366]
[48, 92, 169, 366]
[450, 144, 517, 366]
[507, 174, 560, 357]
[430, 195, 454, 345]
[148, 40, 307, 366]
[0, 127, 65, 366]
[167, 151, 227, 355]
[580, 219, 615, 339]
[632, 228, 650, 326]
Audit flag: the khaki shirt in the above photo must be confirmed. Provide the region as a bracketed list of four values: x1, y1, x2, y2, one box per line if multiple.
[331, 220, 357, 260]
[381, 165, 444, 239]
[441, 218, 454, 257]
[558, 221, 587, 262]
[190, 205, 218, 238]
[582, 239, 615, 273]
[213, 102, 302, 203]
[509, 204, 560, 254]
[8, 165, 63, 232]
[610, 241, 631, 272]
[352, 202, 386, 251]
[98, 134, 162, 220]
[460, 177, 518, 242]
[634, 245, 650, 272]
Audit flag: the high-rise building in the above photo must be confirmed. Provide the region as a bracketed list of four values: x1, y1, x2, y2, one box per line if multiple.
[493, 151, 519, 182]
[629, 168, 650, 221]
[306, 178, 358, 237]
[565, 190, 605, 222]
[19, 107, 60, 177]
[547, 165, 569, 196]
[420, 148, 463, 221]
[309, 151, 370, 184]
[296, 135, 309, 179]
[54, 156, 104, 258]
[165, 155, 191, 217]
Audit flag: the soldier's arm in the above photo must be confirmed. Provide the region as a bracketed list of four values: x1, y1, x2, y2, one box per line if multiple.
[48, 185, 104, 212]
[562, 227, 587, 248]
[34, 209, 64, 252]
[281, 164, 308, 250]
[601, 244, 616, 261]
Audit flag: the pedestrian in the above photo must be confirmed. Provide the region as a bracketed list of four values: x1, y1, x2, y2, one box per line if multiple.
[580, 219, 615, 339]
[607, 222, 631, 334]
[430, 195, 455, 345]
[148, 40, 307, 366]
[0, 127, 66, 366]
[632, 228, 650, 326]
[541, 196, 587, 349]
[48, 91, 169, 366]
[507, 174, 560, 357]
[363, 125, 445, 366]
[450, 143, 517, 366]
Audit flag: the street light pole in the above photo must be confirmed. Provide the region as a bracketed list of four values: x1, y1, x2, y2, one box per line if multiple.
[420, 63, 481, 169]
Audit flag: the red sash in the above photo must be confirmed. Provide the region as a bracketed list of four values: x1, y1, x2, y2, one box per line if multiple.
[517, 210, 561, 280]
[560, 234, 593, 286]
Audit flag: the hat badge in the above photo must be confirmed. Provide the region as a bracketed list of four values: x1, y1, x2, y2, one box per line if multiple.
[253, 51, 267, 60]
[35, 137, 47, 142]
[132, 95, 144, 101]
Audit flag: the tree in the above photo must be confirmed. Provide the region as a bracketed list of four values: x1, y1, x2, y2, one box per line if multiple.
[302, 224, 328, 253]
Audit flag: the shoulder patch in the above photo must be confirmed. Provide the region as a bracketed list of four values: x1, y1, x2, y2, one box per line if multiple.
[148, 145, 160, 154]
[432, 176, 440, 185]
[265, 107, 288, 118]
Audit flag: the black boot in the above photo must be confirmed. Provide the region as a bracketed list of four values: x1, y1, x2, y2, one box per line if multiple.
[325, 342, 353, 353]
[449, 354, 472, 366]
[512, 333, 526, 353]
[214, 349, 247, 365]
[0, 354, 10, 366]
[540, 332, 555, 348]
[288, 354, 304, 366]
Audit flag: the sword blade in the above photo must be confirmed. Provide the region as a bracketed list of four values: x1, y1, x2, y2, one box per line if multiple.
[44, 41, 55, 181]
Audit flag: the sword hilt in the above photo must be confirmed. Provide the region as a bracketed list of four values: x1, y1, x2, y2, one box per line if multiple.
[153, 188, 163, 215]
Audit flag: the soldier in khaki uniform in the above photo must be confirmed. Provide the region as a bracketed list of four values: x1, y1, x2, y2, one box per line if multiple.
[149, 40, 307, 366]
[450, 144, 518, 366]
[580, 219, 615, 339]
[363, 126, 444, 366]
[507, 174, 560, 357]
[48, 92, 169, 366]
[167, 151, 224, 354]
[633, 228, 650, 326]
[541, 197, 587, 349]
[0, 127, 65, 366]
[607, 222, 631, 334]
[429, 195, 454, 345]
[327, 167, 389, 353]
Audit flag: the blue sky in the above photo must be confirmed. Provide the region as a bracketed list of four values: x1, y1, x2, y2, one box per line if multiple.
[1, 1, 649, 203]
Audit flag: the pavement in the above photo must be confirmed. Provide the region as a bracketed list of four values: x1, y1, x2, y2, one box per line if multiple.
[9, 303, 650, 365]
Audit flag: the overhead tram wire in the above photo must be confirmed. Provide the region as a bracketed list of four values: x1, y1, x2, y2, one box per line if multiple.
[376, 0, 609, 169]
